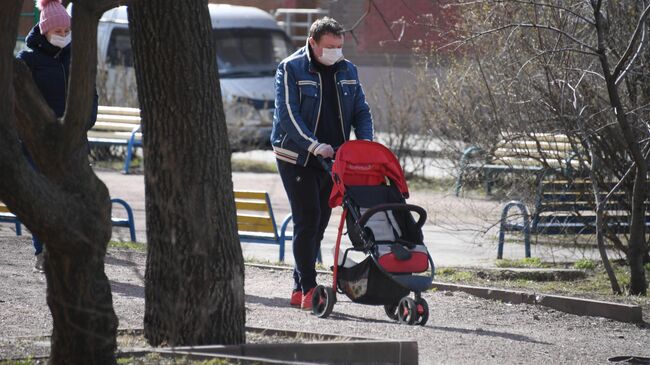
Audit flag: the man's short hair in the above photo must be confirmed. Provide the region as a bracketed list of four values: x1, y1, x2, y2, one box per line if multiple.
[308, 17, 344, 41]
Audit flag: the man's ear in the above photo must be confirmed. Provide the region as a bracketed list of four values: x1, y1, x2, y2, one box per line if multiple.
[308, 37, 316, 49]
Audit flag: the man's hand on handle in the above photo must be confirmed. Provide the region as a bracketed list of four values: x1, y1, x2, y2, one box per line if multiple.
[314, 143, 335, 159]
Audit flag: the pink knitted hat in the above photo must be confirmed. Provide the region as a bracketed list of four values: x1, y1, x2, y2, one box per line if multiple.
[38, 0, 71, 35]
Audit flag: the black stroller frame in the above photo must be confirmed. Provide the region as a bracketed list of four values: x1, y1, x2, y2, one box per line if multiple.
[311, 156, 435, 326]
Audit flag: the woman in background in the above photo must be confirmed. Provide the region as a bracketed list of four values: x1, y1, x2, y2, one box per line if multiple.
[16, 0, 98, 272]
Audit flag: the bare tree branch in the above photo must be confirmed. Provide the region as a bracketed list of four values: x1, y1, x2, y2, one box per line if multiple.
[612, 4, 650, 82]
[456, 23, 597, 53]
[446, 0, 596, 26]
[344, 0, 372, 44]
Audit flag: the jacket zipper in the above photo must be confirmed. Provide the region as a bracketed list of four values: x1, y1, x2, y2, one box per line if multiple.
[334, 71, 346, 142]
[304, 73, 323, 167]
[61, 63, 67, 97]
[56, 50, 67, 101]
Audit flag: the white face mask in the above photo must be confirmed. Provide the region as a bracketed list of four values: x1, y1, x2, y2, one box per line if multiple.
[319, 48, 343, 66]
[48, 33, 71, 49]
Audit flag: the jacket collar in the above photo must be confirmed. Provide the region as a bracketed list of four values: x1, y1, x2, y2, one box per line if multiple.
[304, 39, 348, 73]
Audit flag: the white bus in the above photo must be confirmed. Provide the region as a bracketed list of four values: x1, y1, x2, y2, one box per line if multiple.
[97, 4, 295, 149]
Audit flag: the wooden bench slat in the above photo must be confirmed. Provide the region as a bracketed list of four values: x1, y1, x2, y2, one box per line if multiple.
[493, 156, 581, 167]
[535, 215, 646, 225]
[93, 121, 140, 132]
[237, 214, 273, 222]
[499, 141, 576, 150]
[238, 231, 276, 239]
[96, 114, 141, 124]
[88, 131, 142, 140]
[235, 201, 269, 212]
[237, 223, 276, 234]
[526, 133, 572, 143]
[0, 205, 10, 213]
[97, 106, 141, 116]
[540, 203, 641, 211]
[237, 214, 274, 229]
[234, 191, 269, 200]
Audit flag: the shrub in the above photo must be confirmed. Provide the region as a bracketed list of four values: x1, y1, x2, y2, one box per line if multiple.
[574, 259, 597, 270]
[495, 257, 544, 268]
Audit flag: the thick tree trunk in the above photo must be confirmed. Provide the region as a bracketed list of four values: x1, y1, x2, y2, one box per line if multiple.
[43, 149, 118, 364]
[129, 0, 245, 345]
[0, 1, 119, 363]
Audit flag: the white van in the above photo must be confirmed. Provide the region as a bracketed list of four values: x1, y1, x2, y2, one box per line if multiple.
[96, 4, 295, 149]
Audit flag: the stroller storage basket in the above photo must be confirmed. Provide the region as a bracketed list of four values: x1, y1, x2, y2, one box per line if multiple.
[337, 257, 410, 305]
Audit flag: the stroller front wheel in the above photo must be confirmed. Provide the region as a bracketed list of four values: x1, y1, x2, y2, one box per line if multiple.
[397, 297, 417, 325]
[312, 285, 335, 318]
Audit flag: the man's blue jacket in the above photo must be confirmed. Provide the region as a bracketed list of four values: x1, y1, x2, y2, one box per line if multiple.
[271, 44, 373, 167]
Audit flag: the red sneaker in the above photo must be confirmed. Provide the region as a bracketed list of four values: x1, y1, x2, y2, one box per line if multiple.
[290, 290, 302, 307]
[301, 288, 315, 310]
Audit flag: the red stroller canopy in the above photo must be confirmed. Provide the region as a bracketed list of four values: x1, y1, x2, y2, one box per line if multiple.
[329, 140, 409, 207]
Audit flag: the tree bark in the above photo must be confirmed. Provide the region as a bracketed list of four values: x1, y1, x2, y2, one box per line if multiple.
[128, 0, 245, 346]
[0, 1, 119, 363]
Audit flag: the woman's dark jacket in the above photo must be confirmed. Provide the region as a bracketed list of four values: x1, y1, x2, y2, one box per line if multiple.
[16, 25, 98, 129]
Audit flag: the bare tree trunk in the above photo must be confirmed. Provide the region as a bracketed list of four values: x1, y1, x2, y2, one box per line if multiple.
[1, 1, 119, 363]
[593, 3, 648, 295]
[583, 135, 622, 295]
[128, 0, 245, 346]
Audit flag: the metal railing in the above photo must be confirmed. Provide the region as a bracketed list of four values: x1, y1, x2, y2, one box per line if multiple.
[273, 8, 329, 44]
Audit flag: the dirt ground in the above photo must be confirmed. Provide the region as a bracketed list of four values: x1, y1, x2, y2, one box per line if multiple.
[0, 236, 648, 364]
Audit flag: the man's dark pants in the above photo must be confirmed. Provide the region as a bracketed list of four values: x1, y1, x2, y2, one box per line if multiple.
[277, 159, 333, 293]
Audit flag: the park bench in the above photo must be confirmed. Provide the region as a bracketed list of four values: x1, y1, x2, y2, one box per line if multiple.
[455, 133, 585, 196]
[235, 190, 292, 262]
[497, 175, 649, 259]
[0, 198, 137, 242]
[0, 202, 22, 235]
[88, 106, 142, 174]
[234, 190, 322, 263]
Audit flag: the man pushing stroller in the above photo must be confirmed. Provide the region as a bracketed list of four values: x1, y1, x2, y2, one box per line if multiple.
[271, 17, 374, 310]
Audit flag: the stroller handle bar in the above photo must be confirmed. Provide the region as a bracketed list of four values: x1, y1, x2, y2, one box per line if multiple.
[316, 155, 334, 174]
[357, 203, 428, 229]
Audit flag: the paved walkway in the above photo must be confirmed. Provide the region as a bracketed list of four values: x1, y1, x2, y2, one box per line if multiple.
[92, 168, 611, 268]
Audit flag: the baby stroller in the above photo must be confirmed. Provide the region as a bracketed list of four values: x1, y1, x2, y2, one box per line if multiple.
[312, 140, 434, 326]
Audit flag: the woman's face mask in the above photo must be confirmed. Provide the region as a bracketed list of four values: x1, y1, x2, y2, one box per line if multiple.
[47, 33, 71, 49]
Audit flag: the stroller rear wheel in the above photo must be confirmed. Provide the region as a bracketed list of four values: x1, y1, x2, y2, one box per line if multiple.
[397, 297, 417, 325]
[415, 297, 429, 326]
[384, 303, 399, 321]
[312, 285, 335, 318]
